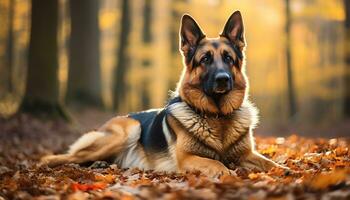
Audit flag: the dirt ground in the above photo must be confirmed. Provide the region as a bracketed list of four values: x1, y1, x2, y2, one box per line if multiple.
[0, 112, 349, 200]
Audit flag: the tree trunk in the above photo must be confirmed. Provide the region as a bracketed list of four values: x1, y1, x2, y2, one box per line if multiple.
[20, 0, 68, 119]
[141, 0, 152, 108]
[344, 0, 350, 117]
[285, 0, 297, 118]
[113, 0, 131, 111]
[67, 0, 102, 107]
[6, 0, 14, 93]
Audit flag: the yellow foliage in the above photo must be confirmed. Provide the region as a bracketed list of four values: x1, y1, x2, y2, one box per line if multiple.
[0, 0, 347, 125]
[99, 11, 119, 30]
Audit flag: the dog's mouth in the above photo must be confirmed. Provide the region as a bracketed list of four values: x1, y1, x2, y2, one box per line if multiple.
[212, 82, 233, 96]
[205, 88, 230, 106]
[213, 86, 231, 94]
[204, 86, 231, 99]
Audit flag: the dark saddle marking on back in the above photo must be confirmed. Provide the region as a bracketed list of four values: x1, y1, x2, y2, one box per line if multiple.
[128, 96, 181, 153]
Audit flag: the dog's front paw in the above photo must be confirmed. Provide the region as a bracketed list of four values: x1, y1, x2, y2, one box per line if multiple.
[201, 166, 231, 177]
[193, 162, 233, 178]
[181, 161, 231, 177]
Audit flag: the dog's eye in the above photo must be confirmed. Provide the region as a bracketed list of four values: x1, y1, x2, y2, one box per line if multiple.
[200, 54, 211, 64]
[223, 54, 233, 63]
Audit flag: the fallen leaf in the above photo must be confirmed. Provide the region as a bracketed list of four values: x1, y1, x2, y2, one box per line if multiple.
[71, 182, 107, 192]
[306, 169, 348, 190]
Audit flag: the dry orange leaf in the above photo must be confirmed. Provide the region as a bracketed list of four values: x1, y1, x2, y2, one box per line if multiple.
[129, 177, 152, 187]
[248, 173, 260, 180]
[220, 174, 241, 184]
[306, 169, 348, 190]
[95, 174, 116, 183]
[71, 182, 107, 192]
[120, 194, 136, 200]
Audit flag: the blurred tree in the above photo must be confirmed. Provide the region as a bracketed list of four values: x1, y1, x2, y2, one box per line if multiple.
[113, 0, 130, 110]
[67, 0, 102, 107]
[141, 0, 152, 108]
[19, 0, 68, 119]
[5, 0, 14, 93]
[285, 0, 297, 118]
[345, 0, 350, 117]
[143, 0, 152, 44]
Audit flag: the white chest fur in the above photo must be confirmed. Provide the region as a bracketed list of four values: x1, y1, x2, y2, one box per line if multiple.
[167, 100, 259, 152]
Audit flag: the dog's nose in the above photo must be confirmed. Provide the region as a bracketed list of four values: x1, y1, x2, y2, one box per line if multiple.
[213, 72, 232, 94]
[215, 73, 230, 86]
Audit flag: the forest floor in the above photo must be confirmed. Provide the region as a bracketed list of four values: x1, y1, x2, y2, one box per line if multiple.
[0, 112, 349, 200]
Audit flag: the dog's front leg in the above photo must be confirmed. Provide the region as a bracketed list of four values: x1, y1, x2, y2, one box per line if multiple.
[167, 116, 230, 177]
[239, 150, 283, 171]
[176, 149, 231, 177]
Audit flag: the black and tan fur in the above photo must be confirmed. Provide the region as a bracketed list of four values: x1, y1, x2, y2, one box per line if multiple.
[41, 11, 284, 177]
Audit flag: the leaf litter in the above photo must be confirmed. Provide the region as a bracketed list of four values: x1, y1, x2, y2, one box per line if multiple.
[0, 115, 349, 199]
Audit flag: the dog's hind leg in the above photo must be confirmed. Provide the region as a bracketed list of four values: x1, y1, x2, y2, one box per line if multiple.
[41, 131, 115, 167]
[40, 117, 141, 167]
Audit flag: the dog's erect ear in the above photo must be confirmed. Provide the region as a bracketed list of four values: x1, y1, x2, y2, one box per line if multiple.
[221, 11, 245, 49]
[179, 14, 205, 58]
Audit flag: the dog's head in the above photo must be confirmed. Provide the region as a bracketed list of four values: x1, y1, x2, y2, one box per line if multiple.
[177, 11, 248, 115]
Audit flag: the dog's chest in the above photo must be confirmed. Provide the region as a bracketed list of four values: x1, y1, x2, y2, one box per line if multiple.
[168, 101, 256, 166]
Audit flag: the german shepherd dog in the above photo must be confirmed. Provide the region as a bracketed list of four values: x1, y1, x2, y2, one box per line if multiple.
[41, 11, 284, 177]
